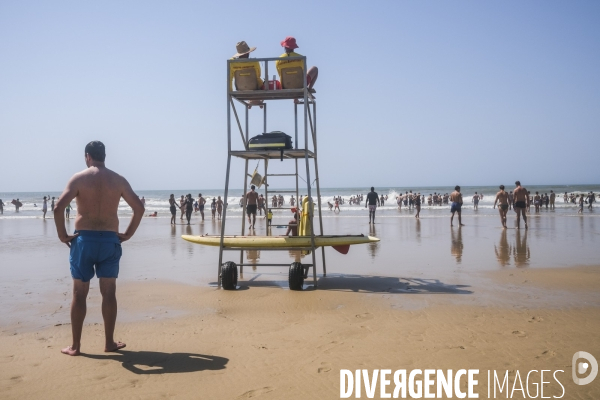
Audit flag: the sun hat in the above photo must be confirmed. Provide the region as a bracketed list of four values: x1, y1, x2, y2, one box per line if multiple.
[280, 36, 299, 49]
[233, 41, 256, 58]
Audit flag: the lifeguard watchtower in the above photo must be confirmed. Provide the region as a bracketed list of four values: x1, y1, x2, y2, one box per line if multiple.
[218, 55, 326, 290]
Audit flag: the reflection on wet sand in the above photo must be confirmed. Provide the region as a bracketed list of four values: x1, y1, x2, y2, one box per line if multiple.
[495, 229, 511, 266]
[513, 230, 530, 267]
[368, 225, 379, 258]
[451, 227, 463, 263]
[415, 219, 421, 244]
[246, 230, 260, 270]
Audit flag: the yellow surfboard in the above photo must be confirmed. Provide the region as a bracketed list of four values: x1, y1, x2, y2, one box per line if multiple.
[181, 234, 379, 254]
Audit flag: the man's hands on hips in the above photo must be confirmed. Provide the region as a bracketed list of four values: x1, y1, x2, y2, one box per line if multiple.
[117, 233, 131, 243]
[59, 232, 79, 248]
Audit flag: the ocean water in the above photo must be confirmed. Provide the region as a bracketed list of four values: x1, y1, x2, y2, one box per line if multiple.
[1, 185, 598, 219]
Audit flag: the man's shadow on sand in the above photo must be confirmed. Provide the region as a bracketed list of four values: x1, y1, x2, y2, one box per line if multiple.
[82, 351, 228, 375]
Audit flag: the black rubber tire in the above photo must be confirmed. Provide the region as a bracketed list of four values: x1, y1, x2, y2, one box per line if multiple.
[221, 262, 238, 290]
[289, 262, 304, 291]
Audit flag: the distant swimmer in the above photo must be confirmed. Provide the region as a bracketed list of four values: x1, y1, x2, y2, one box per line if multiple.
[246, 185, 259, 229]
[146, 211, 157, 217]
[42, 196, 49, 219]
[217, 196, 224, 219]
[365, 187, 380, 224]
[53, 140, 144, 356]
[414, 192, 421, 219]
[184, 194, 194, 225]
[513, 181, 529, 229]
[327, 201, 333, 211]
[549, 190, 555, 210]
[197, 193, 206, 221]
[578, 194, 585, 214]
[472, 192, 479, 210]
[267, 209, 273, 226]
[65, 202, 72, 219]
[450, 186, 464, 226]
[587, 192, 595, 210]
[169, 194, 178, 225]
[51, 196, 56, 211]
[334, 198, 340, 213]
[179, 195, 185, 220]
[290, 195, 295, 207]
[508, 191, 514, 210]
[258, 194, 266, 216]
[493, 185, 510, 228]
[0, 199, 4, 214]
[141, 196, 146, 207]
[534, 191, 541, 212]
[211, 198, 217, 219]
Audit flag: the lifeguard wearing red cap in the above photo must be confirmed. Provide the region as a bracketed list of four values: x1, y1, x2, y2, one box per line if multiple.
[276, 36, 318, 90]
[280, 36, 299, 49]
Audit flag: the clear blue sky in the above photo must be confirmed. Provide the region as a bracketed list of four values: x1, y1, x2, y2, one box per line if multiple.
[1, 1, 598, 192]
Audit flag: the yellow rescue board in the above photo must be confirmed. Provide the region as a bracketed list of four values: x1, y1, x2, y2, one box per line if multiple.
[181, 235, 379, 248]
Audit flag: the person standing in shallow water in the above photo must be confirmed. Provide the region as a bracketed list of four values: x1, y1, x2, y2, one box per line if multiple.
[450, 186, 464, 227]
[42, 196, 49, 219]
[53, 141, 144, 356]
[169, 194, 178, 225]
[513, 181, 529, 229]
[184, 194, 194, 225]
[365, 187, 380, 224]
[493, 185, 510, 229]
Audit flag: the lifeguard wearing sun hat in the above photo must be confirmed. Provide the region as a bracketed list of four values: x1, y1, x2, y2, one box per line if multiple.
[280, 36, 299, 49]
[233, 41, 256, 58]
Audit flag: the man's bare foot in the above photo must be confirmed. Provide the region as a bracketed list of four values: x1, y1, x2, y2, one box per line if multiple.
[61, 346, 81, 356]
[105, 341, 126, 352]
[525, 224, 528, 229]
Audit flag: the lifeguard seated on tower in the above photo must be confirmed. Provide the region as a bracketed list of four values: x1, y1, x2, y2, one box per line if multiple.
[275, 36, 318, 90]
[229, 41, 264, 91]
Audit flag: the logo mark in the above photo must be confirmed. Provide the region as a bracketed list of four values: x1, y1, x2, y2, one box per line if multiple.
[572, 351, 598, 385]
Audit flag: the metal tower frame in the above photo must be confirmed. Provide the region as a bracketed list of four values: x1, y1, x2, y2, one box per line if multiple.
[218, 56, 326, 289]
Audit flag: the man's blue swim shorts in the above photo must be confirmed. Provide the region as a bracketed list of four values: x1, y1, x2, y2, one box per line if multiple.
[450, 202, 462, 213]
[70, 230, 122, 282]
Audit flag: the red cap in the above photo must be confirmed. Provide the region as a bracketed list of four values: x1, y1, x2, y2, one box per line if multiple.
[291, 207, 297, 213]
[281, 36, 299, 49]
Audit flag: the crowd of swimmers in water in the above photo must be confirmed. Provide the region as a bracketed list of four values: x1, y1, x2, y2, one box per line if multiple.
[0, 188, 595, 227]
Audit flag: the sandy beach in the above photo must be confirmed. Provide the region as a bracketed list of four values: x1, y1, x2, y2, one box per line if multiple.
[1, 212, 600, 399]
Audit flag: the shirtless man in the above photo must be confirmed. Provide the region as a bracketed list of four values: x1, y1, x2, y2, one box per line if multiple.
[513, 181, 529, 229]
[449, 186, 464, 226]
[51, 196, 56, 211]
[472, 192, 479, 210]
[508, 191, 514, 210]
[493, 185, 510, 228]
[53, 141, 144, 356]
[246, 185, 259, 229]
[197, 193, 206, 221]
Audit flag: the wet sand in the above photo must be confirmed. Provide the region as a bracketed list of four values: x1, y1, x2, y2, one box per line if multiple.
[1, 213, 600, 398]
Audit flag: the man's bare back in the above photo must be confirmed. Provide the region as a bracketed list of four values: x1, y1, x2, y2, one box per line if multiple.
[513, 185, 528, 204]
[450, 191, 462, 204]
[68, 167, 136, 232]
